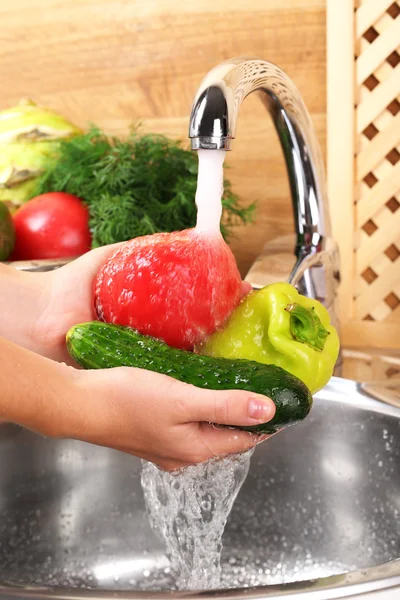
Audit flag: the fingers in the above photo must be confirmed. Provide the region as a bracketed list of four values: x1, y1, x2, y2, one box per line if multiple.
[148, 427, 269, 472]
[114, 369, 276, 430]
[178, 385, 276, 428]
[241, 280, 253, 298]
[116, 429, 268, 473]
[199, 423, 269, 458]
[71, 368, 275, 471]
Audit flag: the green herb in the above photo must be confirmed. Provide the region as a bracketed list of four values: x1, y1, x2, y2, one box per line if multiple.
[33, 125, 255, 248]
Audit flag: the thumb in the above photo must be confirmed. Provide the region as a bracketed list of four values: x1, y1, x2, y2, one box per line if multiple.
[180, 385, 276, 428]
[71, 242, 123, 275]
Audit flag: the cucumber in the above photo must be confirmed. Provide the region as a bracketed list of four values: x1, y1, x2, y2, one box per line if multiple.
[67, 321, 313, 434]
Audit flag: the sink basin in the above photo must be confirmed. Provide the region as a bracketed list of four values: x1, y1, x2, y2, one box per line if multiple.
[0, 377, 399, 599]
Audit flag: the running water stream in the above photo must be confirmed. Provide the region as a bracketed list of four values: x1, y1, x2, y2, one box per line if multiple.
[194, 149, 225, 235]
[141, 450, 254, 590]
[140, 149, 254, 590]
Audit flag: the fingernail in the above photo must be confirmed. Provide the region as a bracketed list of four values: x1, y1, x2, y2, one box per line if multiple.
[248, 397, 275, 423]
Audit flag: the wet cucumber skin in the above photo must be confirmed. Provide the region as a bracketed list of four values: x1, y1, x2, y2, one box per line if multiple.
[67, 321, 313, 434]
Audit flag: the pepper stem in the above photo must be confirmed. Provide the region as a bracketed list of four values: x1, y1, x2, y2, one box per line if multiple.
[285, 303, 330, 352]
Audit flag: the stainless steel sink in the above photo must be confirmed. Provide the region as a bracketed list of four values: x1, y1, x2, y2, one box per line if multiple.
[0, 377, 399, 599]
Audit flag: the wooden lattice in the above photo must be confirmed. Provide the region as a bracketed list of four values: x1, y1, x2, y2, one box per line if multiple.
[327, 0, 400, 349]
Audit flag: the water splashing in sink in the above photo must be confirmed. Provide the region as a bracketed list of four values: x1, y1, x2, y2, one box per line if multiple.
[141, 450, 253, 590]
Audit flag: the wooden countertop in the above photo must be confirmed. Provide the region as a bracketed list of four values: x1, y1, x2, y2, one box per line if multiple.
[342, 347, 400, 384]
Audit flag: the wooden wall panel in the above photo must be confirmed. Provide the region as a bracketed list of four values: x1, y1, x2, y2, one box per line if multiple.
[0, 0, 326, 275]
[327, 0, 400, 349]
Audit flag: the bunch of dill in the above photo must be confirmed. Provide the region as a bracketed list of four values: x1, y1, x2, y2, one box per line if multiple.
[33, 125, 255, 248]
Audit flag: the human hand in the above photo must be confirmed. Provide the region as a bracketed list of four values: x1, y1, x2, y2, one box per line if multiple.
[58, 365, 275, 471]
[1, 245, 272, 469]
[35, 245, 122, 362]
[0, 246, 122, 364]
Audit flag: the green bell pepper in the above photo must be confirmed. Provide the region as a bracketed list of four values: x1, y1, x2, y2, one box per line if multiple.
[197, 282, 340, 394]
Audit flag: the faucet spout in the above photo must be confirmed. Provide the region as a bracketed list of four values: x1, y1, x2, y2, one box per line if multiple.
[188, 57, 340, 336]
[189, 56, 329, 259]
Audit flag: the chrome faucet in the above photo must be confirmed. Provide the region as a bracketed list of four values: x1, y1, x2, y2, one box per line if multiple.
[188, 57, 341, 341]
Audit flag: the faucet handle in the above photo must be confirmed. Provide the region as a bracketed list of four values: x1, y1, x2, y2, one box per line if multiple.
[245, 234, 340, 314]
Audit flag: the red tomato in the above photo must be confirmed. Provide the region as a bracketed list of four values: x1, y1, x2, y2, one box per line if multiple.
[11, 192, 91, 260]
[94, 229, 242, 350]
